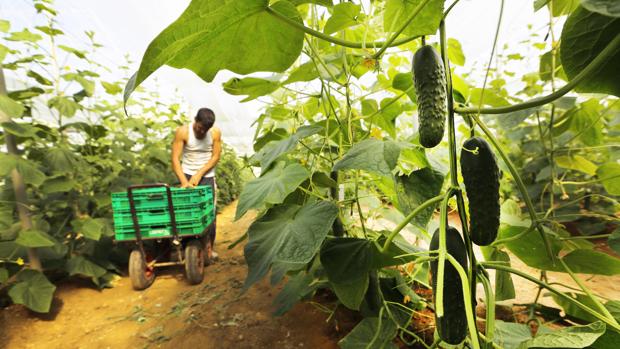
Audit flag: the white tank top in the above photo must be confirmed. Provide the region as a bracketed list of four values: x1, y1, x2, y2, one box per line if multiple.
[181, 123, 215, 177]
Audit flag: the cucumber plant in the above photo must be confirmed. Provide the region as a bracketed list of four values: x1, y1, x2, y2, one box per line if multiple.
[5, 0, 612, 347]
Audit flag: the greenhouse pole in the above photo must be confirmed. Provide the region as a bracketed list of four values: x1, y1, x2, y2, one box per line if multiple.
[0, 67, 42, 271]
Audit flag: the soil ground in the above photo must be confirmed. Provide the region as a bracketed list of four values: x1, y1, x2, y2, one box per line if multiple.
[1, 203, 619, 349]
[0, 202, 358, 349]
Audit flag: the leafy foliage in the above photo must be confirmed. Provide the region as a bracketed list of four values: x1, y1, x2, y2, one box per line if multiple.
[0, 1, 245, 313]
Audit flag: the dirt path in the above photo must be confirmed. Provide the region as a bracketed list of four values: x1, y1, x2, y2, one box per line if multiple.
[0, 202, 355, 349]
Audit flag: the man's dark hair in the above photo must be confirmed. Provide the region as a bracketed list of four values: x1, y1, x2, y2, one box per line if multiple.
[195, 108, 215, 130]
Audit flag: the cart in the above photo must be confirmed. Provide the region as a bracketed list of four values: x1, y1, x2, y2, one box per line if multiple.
[111, 183, 215, 290]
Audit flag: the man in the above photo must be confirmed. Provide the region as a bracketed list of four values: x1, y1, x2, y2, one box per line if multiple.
[171, 108, 222, 260]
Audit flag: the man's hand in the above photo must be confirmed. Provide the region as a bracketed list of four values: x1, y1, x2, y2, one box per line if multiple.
[180, 180, 191, 188]
[188, 174, 202, 187]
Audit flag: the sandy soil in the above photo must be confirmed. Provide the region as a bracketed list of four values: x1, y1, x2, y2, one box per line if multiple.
[0, 202, 357, 349]
[1, 203, 618, 349]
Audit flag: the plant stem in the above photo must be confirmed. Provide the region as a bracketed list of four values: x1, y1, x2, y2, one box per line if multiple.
[558, 233, 611, 241]
[491, 224, 535, 246]
[478, 271, 495, 349]
[482, 262, 620, 332]
[455, 34, 620, 115]
[372, 0, 432, 59]
[354, 171, 367, 237]
[446, 254, 481, 349]
[266, 6, 421, 49]
[475, 0, 504, 116]
[380, 194, 445, 253]
[559, 258, 619, 326]
[440, 18, 478, 317]
[471, 115, 555, 263]
[435, 189, 456, 318]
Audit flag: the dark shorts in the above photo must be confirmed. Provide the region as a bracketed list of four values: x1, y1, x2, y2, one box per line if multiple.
[184, 174, 217, 245]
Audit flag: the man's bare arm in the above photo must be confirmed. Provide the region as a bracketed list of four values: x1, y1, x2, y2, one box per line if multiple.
[171, 126, 189, 187]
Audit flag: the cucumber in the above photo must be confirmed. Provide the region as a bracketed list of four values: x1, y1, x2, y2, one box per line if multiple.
[412, 45, 447, 148]
[430, 226, 468, 345]
[460, 136, 500, 246]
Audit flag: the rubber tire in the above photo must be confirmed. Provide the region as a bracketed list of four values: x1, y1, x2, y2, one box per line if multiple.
[204, 238, 213, 266]
[129, 249, 155, 290]
[185, 240, 205, 285]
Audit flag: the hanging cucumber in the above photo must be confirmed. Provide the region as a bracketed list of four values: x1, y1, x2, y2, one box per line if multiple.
[460, 136, 500, 246]
[412, 45, 447, 148]
[430, 226, 468, 345]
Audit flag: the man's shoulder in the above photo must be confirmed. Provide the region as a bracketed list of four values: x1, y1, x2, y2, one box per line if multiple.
[211, 126, 222, 137]
[175, 124, 189, 139]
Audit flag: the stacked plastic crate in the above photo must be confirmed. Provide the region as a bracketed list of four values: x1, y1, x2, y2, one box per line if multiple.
[111, 185, 214, 241]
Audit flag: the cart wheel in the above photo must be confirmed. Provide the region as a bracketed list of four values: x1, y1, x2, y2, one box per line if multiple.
[204, 238, 213, 266]
[185, 240, 204, 285]
[129, 249, 155, 290]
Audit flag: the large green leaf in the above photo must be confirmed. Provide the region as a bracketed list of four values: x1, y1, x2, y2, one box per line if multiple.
[0, 267, 8, 283]
[6, 29, 42, 42]
[395, 167, 444, 228]
[494, 320, 552, 349]
[609, 228, 620, 255]
[124, 0, 304, 101]
[243, 200, 338, 289]
[597, 162, 620, 195]
[273, 271, 317, 316]
[333, 139, 401, 177]
[374, 97, 403, 138]
[555, 155, 598, 176]
[395, 146, 430, 175]
[46, 147, 79, 174]
[562, 249, 620, 275]
[551, 292, 602, 322]
[0, 19, 9, 33]
[498, 225, 562, 270]
[324, 3, 361, 34]
[581, 0, 620, 17]
[0, 95, 25, 120]
[501, 225, 620, 274]
[568, 99, 604, 146]
[289, 0, 333, 6]
[41, 176, 76, 194]
[448, 38, 465, 66]
[72, 217, 106, 241]
[332, 276, 369, 311]
[320, 237, 415, 285]
[222, 76, 280, 102]
[48, 96, 79, 117]
[384, 0, 444, 37]
[15, 158, 46, 186]
[392, 72, 416, 102]
[338, 317, 398, 349]
[517, 321, 605, 349]
[15, 229, 55, 248]
[1, 121, 39, 138]
[235, 161, 309, 220]
[253, 125, 323, 171]
[593, 328, 620, 349]
[560, 6, 620, 96]
[8, 269, 56, 313]
[66, 255, 107, 278]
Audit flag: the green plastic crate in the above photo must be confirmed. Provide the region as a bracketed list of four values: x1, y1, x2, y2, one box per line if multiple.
[113, 211, 215, 240]
[111, 185, 213, 211]
[111, 185, 215, 241]
[113, 203, 213, 228]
